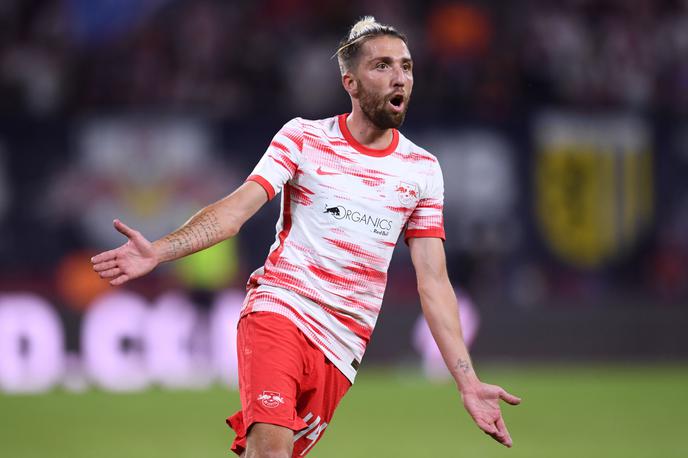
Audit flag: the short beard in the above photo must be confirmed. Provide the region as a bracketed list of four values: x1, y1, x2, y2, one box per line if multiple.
[357, 80, 409, 130]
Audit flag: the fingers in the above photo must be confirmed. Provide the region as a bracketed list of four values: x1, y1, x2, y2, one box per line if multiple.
[479, 418, 512, 448]
[110, 274, 130, 286]
[113, 219, 138, 239]
[495, 416, 513, 447]
[476, 419, 497, 436]
[499, 388, 522, 406]
[97, 267, 121, 279]
[92, 260, 118, 272]
[478, 421, 503, 446]
[91, 255, 127, 286]
[91, 248, 118, 264]
[90, 221, 138, 287]
[91, 253, 125, 284]
[91, 219, 139, 264]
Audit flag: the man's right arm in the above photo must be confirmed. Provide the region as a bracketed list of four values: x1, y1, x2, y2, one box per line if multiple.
[91, 180, 269, 286]
[156, 180, 269, 262]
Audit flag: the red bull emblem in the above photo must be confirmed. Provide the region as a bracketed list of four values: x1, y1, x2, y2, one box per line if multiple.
[257, 390, 285, 408]
[396, 182, 419, 206]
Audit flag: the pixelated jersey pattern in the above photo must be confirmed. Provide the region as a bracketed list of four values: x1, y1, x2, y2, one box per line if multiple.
[243, 114, 445, 382]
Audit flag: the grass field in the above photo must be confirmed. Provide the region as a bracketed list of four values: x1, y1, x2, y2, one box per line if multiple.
[1, 364, 687, 458]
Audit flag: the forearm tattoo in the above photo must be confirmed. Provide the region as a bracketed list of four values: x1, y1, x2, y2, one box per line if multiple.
[455, 358, 472, 375]
[162, 209, 222, 260]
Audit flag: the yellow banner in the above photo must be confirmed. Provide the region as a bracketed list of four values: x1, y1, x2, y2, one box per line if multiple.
[534, 113, 653, 268]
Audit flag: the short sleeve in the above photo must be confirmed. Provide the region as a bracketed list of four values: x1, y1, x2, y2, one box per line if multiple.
[246, 118, 304, 200]
[404, 157, 446, 242]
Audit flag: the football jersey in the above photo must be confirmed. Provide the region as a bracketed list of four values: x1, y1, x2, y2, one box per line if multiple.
[242, 114, 445, 382]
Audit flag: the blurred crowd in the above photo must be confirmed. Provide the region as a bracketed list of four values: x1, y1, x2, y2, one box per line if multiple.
[2, 0, 688, 118]
[0, 0, 687, 311]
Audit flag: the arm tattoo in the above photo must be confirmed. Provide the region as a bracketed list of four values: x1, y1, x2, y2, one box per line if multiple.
[455, 358, 471, 375]
[161, 209, 222, 260]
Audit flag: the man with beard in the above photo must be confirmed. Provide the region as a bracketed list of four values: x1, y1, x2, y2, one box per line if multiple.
[91, 16, 521, 458]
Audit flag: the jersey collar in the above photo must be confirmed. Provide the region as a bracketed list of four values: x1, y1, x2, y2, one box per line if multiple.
[338, 113, 399, 158]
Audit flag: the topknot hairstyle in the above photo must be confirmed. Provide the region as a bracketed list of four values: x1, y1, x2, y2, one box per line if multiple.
[335, 16, 408, 75]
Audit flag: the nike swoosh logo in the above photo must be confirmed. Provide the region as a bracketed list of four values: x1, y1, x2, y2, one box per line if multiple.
[316, 166, 340, 176]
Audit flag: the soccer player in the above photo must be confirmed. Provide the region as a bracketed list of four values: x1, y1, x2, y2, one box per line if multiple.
[91, 16, 521, 457]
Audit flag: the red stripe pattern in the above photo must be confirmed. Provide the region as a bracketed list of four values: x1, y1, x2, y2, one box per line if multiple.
[243, 115, 445, 382]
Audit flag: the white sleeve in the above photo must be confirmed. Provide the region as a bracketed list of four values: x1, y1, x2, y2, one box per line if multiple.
[246, 118, 304, 200]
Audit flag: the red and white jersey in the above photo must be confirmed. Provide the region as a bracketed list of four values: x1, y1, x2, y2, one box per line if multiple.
[242, 114, 445, 382]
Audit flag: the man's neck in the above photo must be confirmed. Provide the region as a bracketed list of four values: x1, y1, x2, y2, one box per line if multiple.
[345, 109, 394, 150]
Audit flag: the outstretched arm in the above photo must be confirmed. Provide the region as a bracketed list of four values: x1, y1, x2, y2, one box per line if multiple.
[408, 237, 521, 447]
[91, 181, 269, 286]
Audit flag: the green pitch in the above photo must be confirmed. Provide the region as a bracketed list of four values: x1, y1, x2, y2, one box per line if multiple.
[1, 364, 686, 457]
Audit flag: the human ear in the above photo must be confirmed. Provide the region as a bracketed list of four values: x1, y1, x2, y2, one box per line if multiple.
[342, 72, 359, 98]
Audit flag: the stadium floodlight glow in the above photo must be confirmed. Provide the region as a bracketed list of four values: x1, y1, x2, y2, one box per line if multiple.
[210, 290, 243, 387]
[0, 294, 65, 393]
[0, 289, 243, 394]
[82, 291, 151, 392]
[145, 292, 213, 389]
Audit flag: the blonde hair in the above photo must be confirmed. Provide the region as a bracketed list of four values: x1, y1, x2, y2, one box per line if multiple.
[335, 16, 407, 74]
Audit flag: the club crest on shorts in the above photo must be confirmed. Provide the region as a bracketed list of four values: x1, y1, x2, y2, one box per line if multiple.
[257, 390, 285, 408]
[395, 182, 419, 206]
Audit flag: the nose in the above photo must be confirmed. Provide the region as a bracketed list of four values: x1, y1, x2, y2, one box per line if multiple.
[391, 65, 406, 87]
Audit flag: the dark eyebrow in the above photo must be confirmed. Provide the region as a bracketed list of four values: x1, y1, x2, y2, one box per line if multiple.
[370, 56, 413, 65]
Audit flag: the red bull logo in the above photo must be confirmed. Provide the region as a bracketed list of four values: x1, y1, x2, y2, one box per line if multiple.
[257, 390, 285, 408]
[396, 182, 419, 206]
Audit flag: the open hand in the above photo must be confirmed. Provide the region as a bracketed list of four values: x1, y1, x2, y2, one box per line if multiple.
[462, 382, 521, 447]
[91, 219, 158, 286]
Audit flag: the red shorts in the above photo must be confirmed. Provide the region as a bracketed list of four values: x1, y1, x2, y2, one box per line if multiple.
[227, 312, 351, 457]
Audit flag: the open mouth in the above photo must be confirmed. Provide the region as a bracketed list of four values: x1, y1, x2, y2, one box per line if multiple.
[388, 94, 405, 111]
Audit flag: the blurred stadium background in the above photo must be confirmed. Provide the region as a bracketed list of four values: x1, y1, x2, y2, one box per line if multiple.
[0, 0, 687, 456]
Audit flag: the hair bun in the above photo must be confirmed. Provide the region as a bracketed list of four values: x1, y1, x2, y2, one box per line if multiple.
[348, 16, 381, 41]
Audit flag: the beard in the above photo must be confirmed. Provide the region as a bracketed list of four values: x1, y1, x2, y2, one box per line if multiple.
[357, 80, 410, 129]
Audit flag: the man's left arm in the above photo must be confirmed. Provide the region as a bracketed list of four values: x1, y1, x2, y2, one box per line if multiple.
[408, 236, 521, 447]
